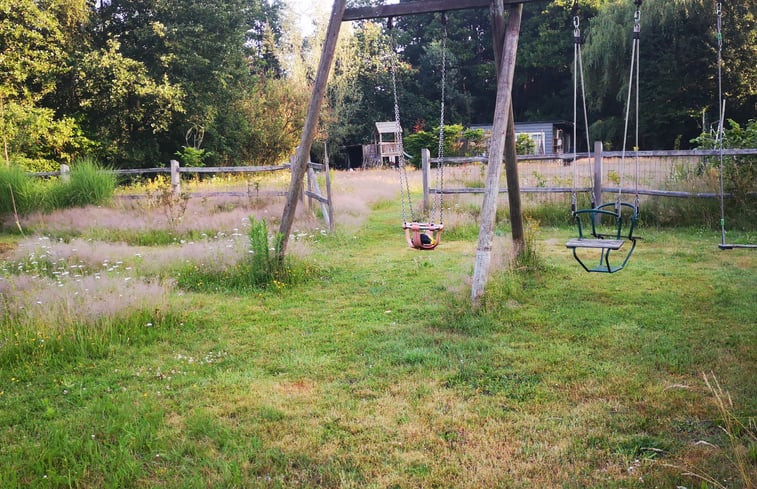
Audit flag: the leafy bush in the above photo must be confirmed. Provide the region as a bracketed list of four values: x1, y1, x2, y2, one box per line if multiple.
[689, 119, 757, 229]
[404, 124, 468, 167]
[176, 146, 209, 167]
[516, 133, 536, 155]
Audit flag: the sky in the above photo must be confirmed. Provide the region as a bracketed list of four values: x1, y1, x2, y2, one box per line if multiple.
[284, 0, 400, 36]
[284, 0, 323, 36]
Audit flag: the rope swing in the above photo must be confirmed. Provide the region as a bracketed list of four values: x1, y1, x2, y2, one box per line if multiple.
[715, 1, 757, 250]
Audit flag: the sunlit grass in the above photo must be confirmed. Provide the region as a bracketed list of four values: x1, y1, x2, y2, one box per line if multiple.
[0, 169, 755, 488]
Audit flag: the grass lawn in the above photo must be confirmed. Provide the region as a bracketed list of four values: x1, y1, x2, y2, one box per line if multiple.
[0, 177, 755, 488]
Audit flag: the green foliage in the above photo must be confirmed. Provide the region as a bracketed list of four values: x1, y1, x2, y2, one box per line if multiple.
[0, 0, 66, 102]
[692, 119, 757, 196]
[584, 0, 756, 149]
[404, 124, 469, 167]
[175, 146, 209, 168]
[246, 216, 285, 287]
[0, 101, 92, 169]
[516, 133, 536, 155]
[49, 158, 116, 209]
[0, 165, 39, 214]
[236, 78, 309, 165]
[75, 40, 185, 166]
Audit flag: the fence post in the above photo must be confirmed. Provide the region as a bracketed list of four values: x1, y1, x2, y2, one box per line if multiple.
[421, 148, 431, 212]
[170, 159, 181, 196]
[593, 141, 603, 207]
[324, 143, 335, 232]
[60, 164, 70, 182]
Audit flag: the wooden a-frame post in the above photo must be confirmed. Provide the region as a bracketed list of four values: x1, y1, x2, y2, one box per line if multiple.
[491, 1, 525, 258]
[278, 0, 346, 259]
[471, 3, 523, 305]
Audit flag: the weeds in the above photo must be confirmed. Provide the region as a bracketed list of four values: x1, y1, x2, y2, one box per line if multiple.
[143, 182, 189, 231]
[666, 372, 756, 489]
[0, 158, 114, 218]
[512, 217, 544, 271]
[176, 216, 314, 292]
[50, 157, 116, 208]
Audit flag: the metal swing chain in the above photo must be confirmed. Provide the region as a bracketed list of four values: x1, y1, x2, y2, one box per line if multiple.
[389, 18, 414, 223]
[571, 9, 580, 213]
[571, 2, 593, 212]
[619, 1, 642, 210]
[434, 13, 448, 226]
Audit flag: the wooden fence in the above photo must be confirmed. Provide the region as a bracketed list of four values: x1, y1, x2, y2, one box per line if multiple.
[32, 158, 335, 231]
[421, 144, 757, 208]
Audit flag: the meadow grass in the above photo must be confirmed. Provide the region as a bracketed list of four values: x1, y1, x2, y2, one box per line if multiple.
[0, 171, 755, 488]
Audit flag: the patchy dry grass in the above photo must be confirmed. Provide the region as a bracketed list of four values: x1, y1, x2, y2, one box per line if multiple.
[0, 168, 755, 488]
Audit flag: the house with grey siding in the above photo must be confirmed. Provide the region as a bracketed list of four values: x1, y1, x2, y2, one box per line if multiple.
[469, 121, 574, 155]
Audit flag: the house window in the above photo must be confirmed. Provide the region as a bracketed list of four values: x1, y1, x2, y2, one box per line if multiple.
[517, 132, 547, 155]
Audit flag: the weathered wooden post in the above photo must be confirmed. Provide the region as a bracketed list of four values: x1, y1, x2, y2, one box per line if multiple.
[324, 143, 335, 232]
[492, 0, 525, 257]
[278, 0, 347, 258]
[471, 4, 523, 306]
[593, 141, 603, 208]
[170, 159, 180, 196]
[60, 164, 70, 182]
[307, 162, 314, 212]
[421, 148, 431, 212]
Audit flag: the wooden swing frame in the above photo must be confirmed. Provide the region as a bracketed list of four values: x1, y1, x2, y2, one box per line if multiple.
[277, 0, 533, 304]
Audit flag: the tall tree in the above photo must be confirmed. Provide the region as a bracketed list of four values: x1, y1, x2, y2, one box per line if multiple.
[583, 0, 756, 149]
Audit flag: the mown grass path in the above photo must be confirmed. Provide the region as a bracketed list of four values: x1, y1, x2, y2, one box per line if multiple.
[1, 202, 755, 488]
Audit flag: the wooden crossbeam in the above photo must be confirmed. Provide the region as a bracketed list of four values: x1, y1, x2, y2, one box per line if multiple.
[342, 0, 537, 21]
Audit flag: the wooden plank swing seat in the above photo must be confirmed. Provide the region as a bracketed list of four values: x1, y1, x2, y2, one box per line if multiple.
[403, 222, 443, 250]
[566, 203, 639, 273]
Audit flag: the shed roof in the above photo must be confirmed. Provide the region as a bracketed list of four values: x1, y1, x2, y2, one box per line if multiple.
[375, 121, 401, 134]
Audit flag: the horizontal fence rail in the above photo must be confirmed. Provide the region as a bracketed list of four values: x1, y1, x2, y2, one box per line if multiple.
[29, 164, 293, 178]
[430, 148, 757, 165]
[423, 145, 757, 202]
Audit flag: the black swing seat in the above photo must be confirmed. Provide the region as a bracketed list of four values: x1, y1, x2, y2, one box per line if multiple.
[566, 202, 639, 273]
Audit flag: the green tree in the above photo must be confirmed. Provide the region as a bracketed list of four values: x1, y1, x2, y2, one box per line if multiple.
[583, 0, 756, 149]
[0, 0, 91, 167]
[89, 0, 285, 166]
[75, 40, 185, 166]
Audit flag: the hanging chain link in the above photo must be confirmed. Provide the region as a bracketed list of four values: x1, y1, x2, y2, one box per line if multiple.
[389, 20, 414, 223]
[618, 3, 641, 210]
[434, 13, 448, 225]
